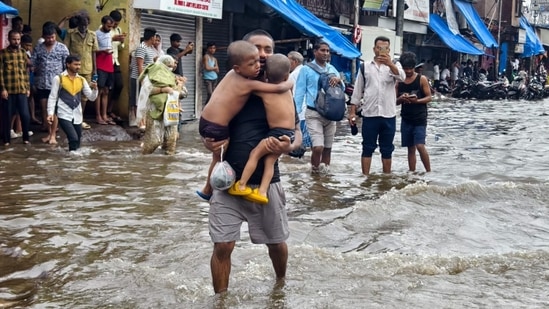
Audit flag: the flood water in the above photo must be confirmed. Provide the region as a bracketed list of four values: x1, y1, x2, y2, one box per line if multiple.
[1, 98, 549, 308]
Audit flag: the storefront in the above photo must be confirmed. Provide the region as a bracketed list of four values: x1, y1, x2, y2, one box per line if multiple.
[133, 0, 224, 120]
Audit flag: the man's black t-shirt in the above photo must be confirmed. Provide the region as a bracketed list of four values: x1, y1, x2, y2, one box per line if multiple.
[398, 74, 428, 126]
[225, 94, 298, 185]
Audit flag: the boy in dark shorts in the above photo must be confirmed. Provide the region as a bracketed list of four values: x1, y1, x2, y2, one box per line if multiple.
[228, 54, 295, 204]
[197, 41, 292, 200]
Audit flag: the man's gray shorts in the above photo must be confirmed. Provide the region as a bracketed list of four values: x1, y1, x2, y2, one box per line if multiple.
[209, 182, 289, 244]
[305, 108, 336, 148]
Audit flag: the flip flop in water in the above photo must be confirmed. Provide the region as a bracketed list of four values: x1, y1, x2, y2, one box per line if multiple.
[196, 190, 212, 201]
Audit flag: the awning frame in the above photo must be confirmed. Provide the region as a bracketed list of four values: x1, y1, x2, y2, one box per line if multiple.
[454, 0, 498, 48]
[259, 0, 361, 59]
[428, 14, 484, 56]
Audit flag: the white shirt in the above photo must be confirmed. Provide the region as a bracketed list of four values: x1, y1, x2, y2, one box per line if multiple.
[433, 64, 440, 80]
[452, 65, 459, 80]
[98, 25, 124, 66]
[47, 71, 98, 124]
[289, 64, 305, 120]
[512, 59, 519, 71]
[440, 68, 450, 86]
[350, 60, 405, 118]
[440, 68, 450, 81]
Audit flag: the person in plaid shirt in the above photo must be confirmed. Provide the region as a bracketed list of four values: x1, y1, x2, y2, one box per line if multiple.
[0, 30, 31, 146]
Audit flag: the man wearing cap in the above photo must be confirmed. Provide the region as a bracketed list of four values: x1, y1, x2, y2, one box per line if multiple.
[167, 33, 194, 77]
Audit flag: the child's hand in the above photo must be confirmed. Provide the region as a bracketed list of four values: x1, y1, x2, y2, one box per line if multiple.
[265, 135, 291, 155]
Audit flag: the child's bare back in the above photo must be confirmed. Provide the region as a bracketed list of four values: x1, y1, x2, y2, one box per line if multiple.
[201, 70, 260, 126]
[200, 41, 293, 133]
[257, 90, 295, 130]
[256, 53, 296, 131]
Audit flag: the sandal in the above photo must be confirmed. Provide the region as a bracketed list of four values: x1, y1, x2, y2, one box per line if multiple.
[243, 188, 269, 204]
[196, 190, 212, 201]
[81, 122, 91, 130]
[227, 181, 252, 196]
[109, 113, 122, 121]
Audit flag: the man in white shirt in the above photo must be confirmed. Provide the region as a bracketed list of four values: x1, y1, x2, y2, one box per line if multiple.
[433, 61, 440, 88]
[348, 36, 405, 175]
[440, 66, 450, 86]
[47, 55, 98, 151]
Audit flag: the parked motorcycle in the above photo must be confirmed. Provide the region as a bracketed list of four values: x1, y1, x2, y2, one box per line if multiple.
[525, 75, 544, 100]
[507, 75, 527, 100]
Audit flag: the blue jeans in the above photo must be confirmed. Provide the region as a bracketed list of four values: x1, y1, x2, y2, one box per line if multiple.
[58, 118, 82, 151]
[1, 93, 30, 143]
[361, 116, 396, 159]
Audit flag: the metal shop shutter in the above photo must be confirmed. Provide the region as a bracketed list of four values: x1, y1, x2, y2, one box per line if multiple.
[202, 12, 232, 106]
[141, 11, 197, 120]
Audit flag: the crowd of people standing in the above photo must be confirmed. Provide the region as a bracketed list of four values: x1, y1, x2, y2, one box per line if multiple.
[0, 9, 436, 296]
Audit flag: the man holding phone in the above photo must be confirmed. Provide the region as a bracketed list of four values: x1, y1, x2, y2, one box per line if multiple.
[348, 36, 405, 175]
[167, 33, 194, 77]
[396, 51, 432, 172]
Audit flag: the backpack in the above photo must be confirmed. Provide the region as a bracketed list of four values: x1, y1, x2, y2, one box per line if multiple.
[306, 62, 346, 121]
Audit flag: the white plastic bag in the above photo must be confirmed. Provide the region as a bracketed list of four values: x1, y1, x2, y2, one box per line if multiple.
[210, 160, 236, 190]
[209, 145, 235, 190]
[163, 91, 180, 127]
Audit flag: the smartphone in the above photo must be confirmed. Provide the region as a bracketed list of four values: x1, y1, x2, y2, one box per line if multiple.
[408, 94, 417, 99]
[187, 41, 193, 54]
[92, 73, 98, 83]
[379, 46, 389, 55]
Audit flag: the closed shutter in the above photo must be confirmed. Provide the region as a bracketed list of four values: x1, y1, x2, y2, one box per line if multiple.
[141, 12, 197, 120]
[202, 12, 232, 106]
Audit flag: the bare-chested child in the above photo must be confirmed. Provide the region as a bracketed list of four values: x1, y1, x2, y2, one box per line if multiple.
[226, 53, 295, 204]
[197, 41, 293, 201]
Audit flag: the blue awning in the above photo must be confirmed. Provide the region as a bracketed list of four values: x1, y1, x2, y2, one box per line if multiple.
[362, 0, 390, 13]
[0, 2, 18, 15]
[428, 14, 484, 55]
[519, 16, 545, 57]
[454, 0, 498, 48]
[259, 0, 361, 59]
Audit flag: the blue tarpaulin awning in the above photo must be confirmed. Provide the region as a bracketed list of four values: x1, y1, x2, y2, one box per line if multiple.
[0, 2, 18, 15]
[428, 14, 484, 55]
[519, 16, 545, 57]
[454, 0, 498, 48]
[259, 0, 361, 59]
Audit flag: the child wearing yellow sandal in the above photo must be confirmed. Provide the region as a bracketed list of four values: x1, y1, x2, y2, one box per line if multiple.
[197, 42, 293, 201]
[227, 54, 295, 204]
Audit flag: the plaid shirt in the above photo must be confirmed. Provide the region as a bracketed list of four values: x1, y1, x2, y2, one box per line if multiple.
[0, 46, 30, 94]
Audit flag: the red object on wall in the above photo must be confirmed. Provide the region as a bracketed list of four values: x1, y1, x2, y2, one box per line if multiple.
[0, 15, 12, 49]
[353, 25, 361, 44]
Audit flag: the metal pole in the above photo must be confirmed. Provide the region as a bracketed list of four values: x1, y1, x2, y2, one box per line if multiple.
[395, 0, 405, 54]
[352, 0, 359, 82]
[495, 0, 502, 75]
[396, 0, 405, 37]
[28, 0, 32, 26]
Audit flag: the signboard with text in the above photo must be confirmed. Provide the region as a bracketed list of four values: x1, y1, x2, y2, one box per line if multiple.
[392, 0, 429, 23]
[134, 0, 223, 19]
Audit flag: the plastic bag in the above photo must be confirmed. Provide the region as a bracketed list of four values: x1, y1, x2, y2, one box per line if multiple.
[210, 160, 235, 190]
[163, 91, 180, 127]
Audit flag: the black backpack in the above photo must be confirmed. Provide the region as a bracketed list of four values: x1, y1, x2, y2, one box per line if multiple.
[306, 63, 346, 121]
